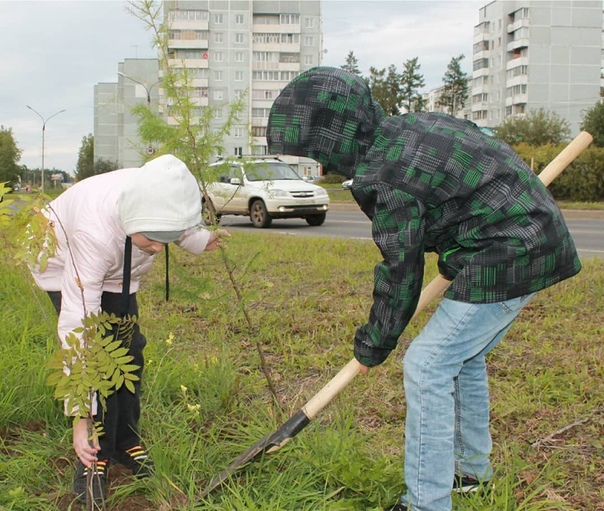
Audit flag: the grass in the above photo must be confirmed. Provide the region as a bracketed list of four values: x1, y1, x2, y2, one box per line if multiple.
[1, 231, 603, 510]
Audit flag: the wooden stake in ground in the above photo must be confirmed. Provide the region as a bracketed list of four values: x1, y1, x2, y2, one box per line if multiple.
[200, 131, 594, 498]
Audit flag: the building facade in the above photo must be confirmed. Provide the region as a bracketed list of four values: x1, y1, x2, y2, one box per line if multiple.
[470, 0, 602, 134]
[95, 1, 322, 173]
[165, 0, 321, 164]
[94, 58, 160, 168]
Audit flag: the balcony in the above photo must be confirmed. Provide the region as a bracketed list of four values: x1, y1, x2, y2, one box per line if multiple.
[507, 18, 529, 34]
[168, 39, 208, 50]
[252, 22, 300, 34]
[506, 56, 528, 70]
[505, 95, 528, 107]
[506, 38, 529, 52]
[168, 58, 209, 68]
[170, 19, 209, 31]
[254, 42, 301, 53]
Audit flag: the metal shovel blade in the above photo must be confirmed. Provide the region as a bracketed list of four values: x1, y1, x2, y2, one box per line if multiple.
[200, 409, 310, 497]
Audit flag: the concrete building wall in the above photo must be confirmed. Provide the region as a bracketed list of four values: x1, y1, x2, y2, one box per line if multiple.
[471, 0, 602, 135]
[94, 58, 160, 168]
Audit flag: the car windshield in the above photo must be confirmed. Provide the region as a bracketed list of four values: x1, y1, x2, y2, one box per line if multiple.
[245, 162, 302, 181]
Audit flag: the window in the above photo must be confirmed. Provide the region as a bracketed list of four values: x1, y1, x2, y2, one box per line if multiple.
[254, 14, 279, 25]
[304, 35, 314, 46]
[169, 30, 208, 40]
[252, 107, 272, 118]
[234, 89, 244, 99]
[253, 52, 279, 62]
[234, 127, 243, 138]
[235, 14, 244, 25]
[214, 13, 224, 24]
[252, 126, 267, 137]
[213, 90, 224, 100]
[235, 33, 244, 44]
[473, 58, 489, 71]
[281, 33, 300, 44]
[234, 147, 243, 156]
[254, 33, 280, 43]
[175, 50, 205, 60]
[280, 53, 300, 64]
[304, 17, 315, 28]
[191, 87, 208, 98]
[235, 70, 244, 81]
[235, 52, 244, 63]
[169, 10, 208, 21]
[280, 14, 299, 24]
[304, 55, 313, 65]
[214, 70, 223, 81]
[214, 33, 224, 43]
[214, 52, 223, 62]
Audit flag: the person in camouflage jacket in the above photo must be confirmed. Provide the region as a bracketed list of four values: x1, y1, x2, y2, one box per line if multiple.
[267, 67, 581, 511]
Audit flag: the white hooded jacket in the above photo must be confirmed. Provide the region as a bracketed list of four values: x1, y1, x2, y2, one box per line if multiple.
[31, 155, 211, 349]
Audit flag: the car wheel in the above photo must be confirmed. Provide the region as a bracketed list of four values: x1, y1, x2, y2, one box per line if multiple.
[305, 213, 326, 226]
[250, 199, 272, 228]
[202, 199, 221, 226]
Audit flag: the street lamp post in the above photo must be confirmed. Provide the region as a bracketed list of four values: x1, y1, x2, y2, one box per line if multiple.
[118, 72, 161, 156]
[26, 105, 66, 193]
[117, 72, 161, 109]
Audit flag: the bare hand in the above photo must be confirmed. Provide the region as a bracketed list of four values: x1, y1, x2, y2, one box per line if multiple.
[358, 364, 370, 376]
[206, 229, 231, 251]
[73, 418, 100, 467]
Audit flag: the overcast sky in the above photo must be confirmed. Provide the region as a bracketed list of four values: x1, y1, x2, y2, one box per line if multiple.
[0, 0, 483, 175]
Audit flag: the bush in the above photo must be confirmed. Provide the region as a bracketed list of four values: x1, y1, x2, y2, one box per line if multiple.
[320, 173, 348, 185]
[513, 144, 604, 202]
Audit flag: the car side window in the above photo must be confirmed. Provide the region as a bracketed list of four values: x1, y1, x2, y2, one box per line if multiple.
[228, 165, 243, 181]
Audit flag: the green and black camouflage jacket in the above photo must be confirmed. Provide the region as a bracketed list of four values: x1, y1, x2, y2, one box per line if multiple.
[267, 66, 581, 367]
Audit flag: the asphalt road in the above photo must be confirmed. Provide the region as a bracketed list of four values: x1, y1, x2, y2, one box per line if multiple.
[217, 204, 604, 260]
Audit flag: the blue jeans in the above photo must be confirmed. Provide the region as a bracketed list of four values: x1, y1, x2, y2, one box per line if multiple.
[399, 294, 535, 511]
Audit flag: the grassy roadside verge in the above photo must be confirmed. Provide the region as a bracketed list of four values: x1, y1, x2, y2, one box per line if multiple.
[1, 231, 602, 511]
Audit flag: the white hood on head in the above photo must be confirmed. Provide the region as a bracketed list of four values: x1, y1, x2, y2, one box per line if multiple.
[118, 154, 202, 236]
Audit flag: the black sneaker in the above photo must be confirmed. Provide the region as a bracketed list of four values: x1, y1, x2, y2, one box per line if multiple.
[73, 459, 109, 504]
[113, 445, 154, 478]
[453, 474, 492, 493]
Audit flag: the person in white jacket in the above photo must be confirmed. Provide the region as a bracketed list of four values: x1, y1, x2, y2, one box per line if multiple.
[30, 154, 227, 504]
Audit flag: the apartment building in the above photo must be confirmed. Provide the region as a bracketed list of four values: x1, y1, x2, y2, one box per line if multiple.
[470, 0, 602, 134]
[164, 0, 322, 173]
[94, 1, 322, 172]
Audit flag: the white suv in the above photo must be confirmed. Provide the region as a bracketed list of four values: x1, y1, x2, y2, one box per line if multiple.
[202, 158, 330, 228]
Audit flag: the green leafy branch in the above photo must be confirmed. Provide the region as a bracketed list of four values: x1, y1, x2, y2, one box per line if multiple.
[46, 311, 140, 418]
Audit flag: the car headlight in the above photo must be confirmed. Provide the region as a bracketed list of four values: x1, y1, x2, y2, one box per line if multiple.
[315, 188, 328, 197]
[269, 189, 288, 198]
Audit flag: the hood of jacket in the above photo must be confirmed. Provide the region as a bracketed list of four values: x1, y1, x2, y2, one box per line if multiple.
[267, 66, 385, 178]
[118, 154, 202, 236]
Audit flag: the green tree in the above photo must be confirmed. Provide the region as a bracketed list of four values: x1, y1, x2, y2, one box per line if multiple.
[127, 1, 245, 190]
[75, 134, 94, 181]
[368, 65, 400, 116]
[94, 158, 120, 175]
[581, 101, 604, 147]
[495, 108, 571, 146]
[399, 57, 427, 113]
[0, 126, 22, 184]
[438, 55, 469, 116]
[341, 51, 362, 75]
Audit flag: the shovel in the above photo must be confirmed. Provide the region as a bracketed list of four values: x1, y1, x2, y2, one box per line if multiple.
[200, 131, 593, 497]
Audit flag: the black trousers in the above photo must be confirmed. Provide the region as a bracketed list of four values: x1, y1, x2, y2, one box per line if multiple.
[47, 291, 146, 460]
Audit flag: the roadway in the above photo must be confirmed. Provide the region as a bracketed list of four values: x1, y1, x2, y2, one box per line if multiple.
[217, 204, 604, 260]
